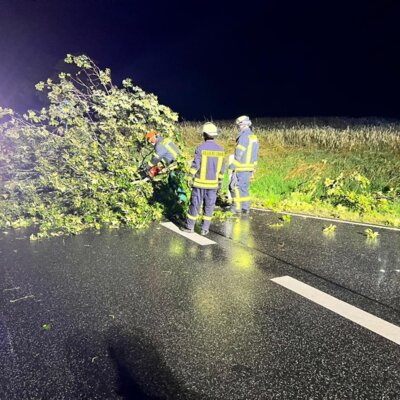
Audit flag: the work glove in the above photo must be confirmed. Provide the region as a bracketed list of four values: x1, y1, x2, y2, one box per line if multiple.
[229, 171, 238, 191]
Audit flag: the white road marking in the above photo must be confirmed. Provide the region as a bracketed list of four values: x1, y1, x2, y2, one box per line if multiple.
[160, 222, 216, 246]
[252, 208, 400, 232]
[271, 276, 400, 346]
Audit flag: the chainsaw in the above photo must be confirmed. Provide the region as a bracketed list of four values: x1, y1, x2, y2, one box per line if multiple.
[132, 162, 178, 185]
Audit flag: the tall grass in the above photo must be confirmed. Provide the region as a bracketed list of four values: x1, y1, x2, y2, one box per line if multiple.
[180, 117, 400, 152]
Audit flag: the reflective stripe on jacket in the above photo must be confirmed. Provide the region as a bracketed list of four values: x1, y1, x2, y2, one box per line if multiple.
[190, 140, 226, 189]
[230, 128, 259, 172]
[147, 136, 181, 169]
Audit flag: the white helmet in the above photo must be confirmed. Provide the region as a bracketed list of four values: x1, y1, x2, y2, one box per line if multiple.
[202, 122, 219, 137]
[235, 115, 252, 127]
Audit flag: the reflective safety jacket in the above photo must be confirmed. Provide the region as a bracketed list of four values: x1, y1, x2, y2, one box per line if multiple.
[229, 128, 259, 172]
[190, 140, 226, 189]
[147, 136, 181, 170]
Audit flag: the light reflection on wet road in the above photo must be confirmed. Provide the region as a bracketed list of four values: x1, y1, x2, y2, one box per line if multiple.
[213, 210, 400, 311]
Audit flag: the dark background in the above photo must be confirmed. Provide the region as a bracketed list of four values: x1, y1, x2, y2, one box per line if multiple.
[1, 0, 400, 120]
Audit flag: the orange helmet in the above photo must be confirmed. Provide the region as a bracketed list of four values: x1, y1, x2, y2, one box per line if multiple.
[145, 131, 157, 144]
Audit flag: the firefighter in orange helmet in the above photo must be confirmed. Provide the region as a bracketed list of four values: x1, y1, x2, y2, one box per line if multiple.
[145, 131, 181, 177]
[145, 131, 187, 204]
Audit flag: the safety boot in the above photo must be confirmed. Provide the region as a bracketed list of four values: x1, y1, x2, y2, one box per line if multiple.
[180, 226, 194, 233]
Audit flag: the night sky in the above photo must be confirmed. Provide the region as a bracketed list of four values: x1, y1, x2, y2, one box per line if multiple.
[1, 0, 400, 120]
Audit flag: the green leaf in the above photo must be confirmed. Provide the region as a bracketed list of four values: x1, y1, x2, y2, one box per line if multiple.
[42, 323, 51, 331]
[323, 224, 336, 234]
[364, 228, 379, 239]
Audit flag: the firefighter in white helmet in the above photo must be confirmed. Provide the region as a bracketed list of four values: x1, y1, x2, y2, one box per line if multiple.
[228, 116, 259, 214]
[180, 122, 226, 235]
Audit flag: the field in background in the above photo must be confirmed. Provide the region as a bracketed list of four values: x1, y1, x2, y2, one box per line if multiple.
[180, 118, 400, 228]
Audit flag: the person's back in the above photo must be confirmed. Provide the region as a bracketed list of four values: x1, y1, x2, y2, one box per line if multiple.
[154, 136, 181, 166]
[181, 123, 225, 236]
[191, 140, 225, 189]
[145, 131, 181, 171]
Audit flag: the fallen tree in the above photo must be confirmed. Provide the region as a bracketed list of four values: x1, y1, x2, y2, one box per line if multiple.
[0, 54, 185, 239]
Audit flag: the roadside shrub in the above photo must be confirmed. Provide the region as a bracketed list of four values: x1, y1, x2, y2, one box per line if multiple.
[305, 172, 398, 213]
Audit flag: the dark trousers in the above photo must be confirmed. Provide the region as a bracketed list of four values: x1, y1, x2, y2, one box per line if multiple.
[229, 171, 252, 212]
[186, 187, 218, 231]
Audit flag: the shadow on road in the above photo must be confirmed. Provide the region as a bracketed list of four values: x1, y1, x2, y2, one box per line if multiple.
[107, 327, 177, 399]
[64, 326, 186, 399]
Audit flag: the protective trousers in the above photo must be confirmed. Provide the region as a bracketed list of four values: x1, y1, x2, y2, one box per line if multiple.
[186, 187, 217, 231]
[229, 171, 252, 212]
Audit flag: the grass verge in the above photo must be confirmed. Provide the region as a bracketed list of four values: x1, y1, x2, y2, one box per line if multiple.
[181, 119, 400, 228]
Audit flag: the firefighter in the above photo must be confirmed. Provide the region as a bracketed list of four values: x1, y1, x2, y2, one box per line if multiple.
[228, 116, 259, 214]
[145, 131, 181, 173]
[145, 131, 187, 203]
[180, 122, 226, 236]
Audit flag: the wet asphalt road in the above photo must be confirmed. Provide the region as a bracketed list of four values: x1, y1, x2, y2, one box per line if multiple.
[1, 210, 400, 399]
